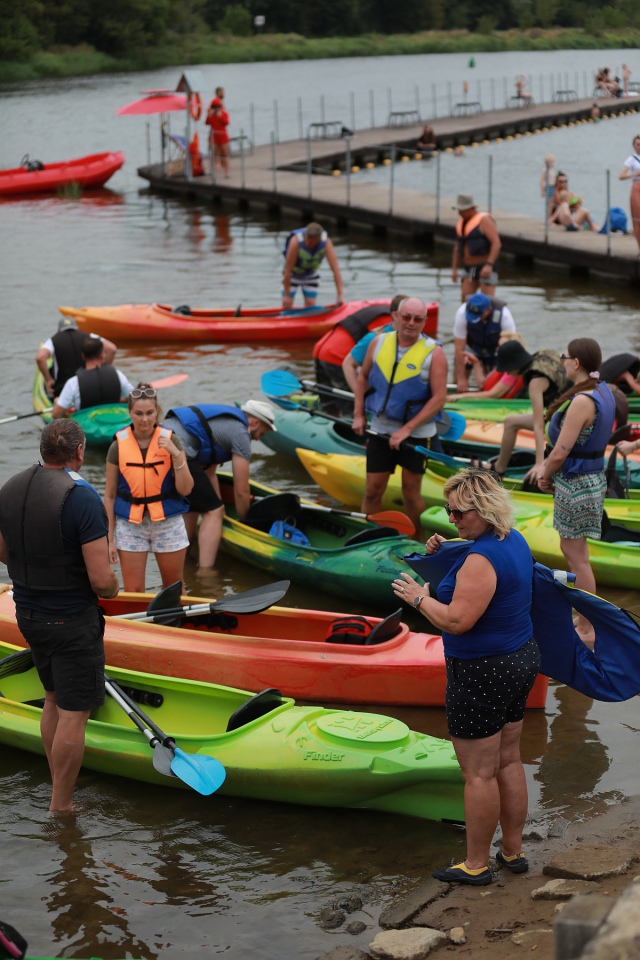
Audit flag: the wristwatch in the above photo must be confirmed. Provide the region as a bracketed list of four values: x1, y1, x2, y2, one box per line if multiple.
[413, 595, 425, 609]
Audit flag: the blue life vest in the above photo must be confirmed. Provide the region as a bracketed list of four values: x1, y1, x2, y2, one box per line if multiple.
[465, 300, 504, 368]
[283, 228, 328, 278]
[366, 331, 438, 425]
[547, 383, 616, 478]
[166, 404, 248, 467]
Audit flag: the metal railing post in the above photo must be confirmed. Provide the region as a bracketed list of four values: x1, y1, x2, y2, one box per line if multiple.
[271, 132, 277, 193]
[389, 144, 396, 215]
[431, 82, 437, 119]
[273, 100, 279, 143]
[447, 81, 452, 115]
[298, 97, 303, 140]
[488, 154, 493, 215]
[350, 91, 355, 131]
[491, 77, 495, 111]
[606, 169, 611, 256]
[320, 94, 325, 125]
[415, 84, 420, 115]
[387, 87, 392, 119]
[544, 166, 549, 244]
[435, 149, 441, 225]
[346, 137, 351, 207]
[240, 128, 246, 189]
[250, 103, 255, 149]
[307, 134, 312, 199]
[370, 90, 375, 128]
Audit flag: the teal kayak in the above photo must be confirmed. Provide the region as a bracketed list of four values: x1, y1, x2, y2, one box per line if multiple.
[0, 639, 465, 822]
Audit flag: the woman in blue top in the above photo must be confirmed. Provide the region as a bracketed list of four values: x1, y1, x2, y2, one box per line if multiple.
[538, 338, 616, 645]
[392, 469, 540, 886]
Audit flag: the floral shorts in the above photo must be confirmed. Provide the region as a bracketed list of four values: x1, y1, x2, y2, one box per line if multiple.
[115, 514, 189, 553]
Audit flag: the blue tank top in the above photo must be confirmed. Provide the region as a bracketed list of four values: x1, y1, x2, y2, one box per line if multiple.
[437, 529, 533, 659]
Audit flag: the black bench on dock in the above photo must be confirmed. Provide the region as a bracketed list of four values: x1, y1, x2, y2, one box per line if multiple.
[453, 101, 482, 116]
[307, 122, 344, 140]
[509, 95, 534, 108]
[554, 89, 578, 102]
[387, 110, 421, 127]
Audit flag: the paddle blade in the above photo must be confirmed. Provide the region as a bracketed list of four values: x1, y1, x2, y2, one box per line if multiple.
[147, 581, 183, 613]
[152, 743, 179, 778]
[171, 747, 226, 795]
[212, 580, 291, 614]
[260, 370, 301, 397]
[369, 511, 415, 537]
[0, 648, 34, 680]
[438, 410, 467, 442]
[150, 374, 190, 389]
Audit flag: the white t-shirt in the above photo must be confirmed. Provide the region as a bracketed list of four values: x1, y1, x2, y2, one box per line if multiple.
[623, 154, 640, 179]
[58, 369, 134, 410]
[453, 303, 516, 340]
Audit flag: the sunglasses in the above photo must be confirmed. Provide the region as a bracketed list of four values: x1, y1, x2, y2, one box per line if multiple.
[560, 354, 574, 361]
[399, 313, 425, 322]
[130, 387, 157, 399]
[444, 504, 472, 521]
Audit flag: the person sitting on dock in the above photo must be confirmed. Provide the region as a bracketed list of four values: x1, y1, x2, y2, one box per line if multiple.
[352, 297, 448, 538]
[36, 317, 117, 401]
[453, 292, 516, 392]
[515, 74, 532, 102]
[282, 222, 344, 309]
[51, 337, 133, 417]
[451, 194, 502, 302]
[549, 191, 599, 232]
[417, 123, 436, 151]
[162, 400, 277, 571]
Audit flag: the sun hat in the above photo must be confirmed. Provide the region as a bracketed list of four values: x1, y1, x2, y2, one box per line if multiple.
[465, 293, 491, 322]
[453, 193, 475, 210]
[496, 340, 535, 373]
[58, 317, 78, 331]
[241, 399, 278, 432]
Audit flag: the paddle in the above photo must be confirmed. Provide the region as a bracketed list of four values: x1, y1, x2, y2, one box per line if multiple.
[0, 374, 190, 426]
[105, 679, 177, 778]
[105, 675, 226, 795]
[0, 647, 35, 681]
[250, 492, 415, 537]
[260, 370, 467, 443]
[114, 580, 291, 623]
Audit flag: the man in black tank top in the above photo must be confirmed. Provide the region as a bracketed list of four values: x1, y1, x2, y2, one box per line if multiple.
[36, 317, 117, 400]
[51, 338, 133, 417]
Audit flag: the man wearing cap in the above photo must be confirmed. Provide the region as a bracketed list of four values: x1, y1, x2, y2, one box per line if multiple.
[451, 194, 502, 301]
[36, 318, 117, 401]
[352, 297, 448, 538]
[453, 292, 516, 391]
[282, 222, 344, 309]
[51, 338, 133, 417]
[491, 340, 567, 481]
[163, 400, 277, 570]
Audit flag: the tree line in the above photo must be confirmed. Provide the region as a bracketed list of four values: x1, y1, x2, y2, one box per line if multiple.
[2, 0, 638, 62]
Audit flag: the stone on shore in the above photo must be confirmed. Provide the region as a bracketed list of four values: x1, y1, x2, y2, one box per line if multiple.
[543, 843, 638, 881]
[581, 883, 640, 959]
[378, 880, 445, 929]
[369, 927, 447, 959]
[449, 926, 466, 944]
[532, 878, 601, 900]
[315, 948, 371, 960]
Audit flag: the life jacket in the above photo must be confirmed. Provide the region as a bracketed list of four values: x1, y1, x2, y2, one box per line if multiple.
[523, 350, 568, 408]
[366, 332, 438, 424]
[456, 212, 491, 258]
[313, 304, 390, 365]
[283, 228, 328, 278]
[547, 383, 616, 478]
[166, 404, 248, 467]
[483, 369, 524, 399]
[114, 425, 189, 523]
[465, 298, 506, 368]
[0, 464, 104, 591]
[77, 365, 121, 408]
[50, 328, 89, 396]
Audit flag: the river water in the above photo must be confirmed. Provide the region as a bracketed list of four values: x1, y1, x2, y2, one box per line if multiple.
[1, 50, 639, 959]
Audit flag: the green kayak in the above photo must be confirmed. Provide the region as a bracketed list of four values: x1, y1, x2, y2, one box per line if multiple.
[0, 640, 464, 822]
[32, 370, 128, 446]
[447, 394, 640, 422]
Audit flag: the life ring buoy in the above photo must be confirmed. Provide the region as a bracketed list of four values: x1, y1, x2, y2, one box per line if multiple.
[189, 93, 202, 122]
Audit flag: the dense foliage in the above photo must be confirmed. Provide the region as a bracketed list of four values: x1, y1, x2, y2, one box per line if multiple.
[2, 0, 640, 64]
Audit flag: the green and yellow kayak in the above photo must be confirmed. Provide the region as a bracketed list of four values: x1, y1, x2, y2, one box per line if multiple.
[0, 640, 464, 822]
[32, 370, 129, 446]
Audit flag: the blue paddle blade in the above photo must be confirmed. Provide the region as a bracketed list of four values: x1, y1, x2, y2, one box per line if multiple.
[170, 748, 226, 796]
[438, 410, 467, 441]
[260, 370, 301, 397]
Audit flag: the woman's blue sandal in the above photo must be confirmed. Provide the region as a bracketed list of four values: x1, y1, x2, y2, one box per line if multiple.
[432, 862, 492, 886]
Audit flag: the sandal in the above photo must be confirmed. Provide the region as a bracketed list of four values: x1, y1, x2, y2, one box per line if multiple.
[432, 862, 492, 886]
[496, 850, 529, 874]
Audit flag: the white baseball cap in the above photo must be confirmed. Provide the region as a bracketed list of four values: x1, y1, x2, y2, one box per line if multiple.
[241, 399, 278, 432]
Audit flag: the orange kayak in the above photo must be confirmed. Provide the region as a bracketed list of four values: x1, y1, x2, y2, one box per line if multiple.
[58, 299, 392, 343]
[0, 586, 547, 709]
[462, 419, 640, 464]
[0, 151, 124, 197]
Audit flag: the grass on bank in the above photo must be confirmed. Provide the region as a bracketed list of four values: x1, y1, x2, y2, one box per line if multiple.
[2, 28, 640, 83]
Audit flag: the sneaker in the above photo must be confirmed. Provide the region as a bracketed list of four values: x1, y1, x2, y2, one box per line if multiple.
[495, 850, 529, 874]
[432, 862, 492, 886]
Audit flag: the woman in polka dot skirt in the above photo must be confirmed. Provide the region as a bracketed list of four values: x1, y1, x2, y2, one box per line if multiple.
[392, 469, 540, 886]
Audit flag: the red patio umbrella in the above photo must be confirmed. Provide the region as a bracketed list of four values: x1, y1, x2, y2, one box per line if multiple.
[116, 91, 188, 115]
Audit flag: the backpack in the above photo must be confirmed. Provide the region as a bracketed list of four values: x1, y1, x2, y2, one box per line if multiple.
[268, 519, 310, 546]
[598, 207, 628, 234]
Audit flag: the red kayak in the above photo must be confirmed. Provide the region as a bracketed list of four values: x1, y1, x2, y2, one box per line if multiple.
[0, 151, 125, 197]
[0, 585, 548, 708]
[58, 299, 394, 342]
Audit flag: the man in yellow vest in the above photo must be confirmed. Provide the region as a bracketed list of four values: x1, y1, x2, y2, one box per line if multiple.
[451, 194, 502, 302]
[352, 297, 448, 538]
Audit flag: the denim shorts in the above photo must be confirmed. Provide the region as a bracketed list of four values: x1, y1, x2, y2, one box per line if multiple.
[115, 513, 189, 553]
[445, 637, 541, 740]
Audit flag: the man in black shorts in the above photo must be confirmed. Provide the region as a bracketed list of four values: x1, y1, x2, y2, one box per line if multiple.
[163, 399, 277, 570]
[0, 420, 118, 813]
[352, 297, 448, 538]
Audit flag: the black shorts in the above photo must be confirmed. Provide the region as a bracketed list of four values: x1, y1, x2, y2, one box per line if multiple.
[16, 605, 106, 712]
[365, 433, 443, 476]
[445, 637, 540, 740]
[185, 459, 223, 513]
[462, 262, 499, 284]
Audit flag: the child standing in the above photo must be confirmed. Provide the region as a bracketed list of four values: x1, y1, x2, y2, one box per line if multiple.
[540, 154, 556, 216]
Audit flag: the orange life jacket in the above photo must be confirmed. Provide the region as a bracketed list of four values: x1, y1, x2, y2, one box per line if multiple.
[114, 425, 188, 523]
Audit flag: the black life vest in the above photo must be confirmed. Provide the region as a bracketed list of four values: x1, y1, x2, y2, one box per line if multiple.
[51, 329, 88, 396]
[77, 366, 121, 408]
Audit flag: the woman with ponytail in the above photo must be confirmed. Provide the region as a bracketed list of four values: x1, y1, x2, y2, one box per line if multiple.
[538, 339, 616, 644]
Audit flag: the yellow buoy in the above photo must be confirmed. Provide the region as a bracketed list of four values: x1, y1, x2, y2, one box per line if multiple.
[506, 135, 513, 141]
[382, 157, 391, 165]
[470, 141, 478, 147]
[332, 169, 341, 177]
[445, 146, 453, 153]
[400, 155, 409, 162]
[482, 139, 490, 145]
[351, 165, 360, 173]
[514, 133, 521, 138]
[495, 137, 503, 143]
[414, 153, 423, 160]
[524, 130, 531, 136]
[365, 161, 375, 169]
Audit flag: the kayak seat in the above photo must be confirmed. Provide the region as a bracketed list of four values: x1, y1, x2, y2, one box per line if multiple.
[365, 608, 404, 645]
[226, 688, 284, 732]
[173, 304, 192, 316]
[344, 526, 399, 547]
[245, 493, 301, 531]
[601, 511, 640, 544]
[325, 608, 404, 645]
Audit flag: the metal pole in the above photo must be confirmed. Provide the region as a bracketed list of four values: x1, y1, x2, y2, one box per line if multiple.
[491, 77, 495, 111]
[606, 169, 611, 257]
[346, 137, 351, 207]
[415, 84, 420, 115]
[240, 128, 246, 189]
[431, 82, 437, 119]
[370, 90, 375, 128]
[435, 149, 441, 225]
[271, 132, 277, 193]
[447, 81, 452, 115]
[250, 103, 255, 149]
[350, 91, 355, 131]
[387, 86, 392, 120]
[544, 165, 549, 244]
[147, 121, 151, 166]
[389, 143, 396, 215]
[503, 77, 507, 107]
[320, 94, 325, 125]
[273, 99, 279, 143]
[488, 155, 493, 215]
[307, 135, 312, 199]
[298, 97, 303, 140]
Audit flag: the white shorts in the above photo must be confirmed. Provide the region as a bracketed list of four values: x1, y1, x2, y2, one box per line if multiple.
[114, 514, 189, 553]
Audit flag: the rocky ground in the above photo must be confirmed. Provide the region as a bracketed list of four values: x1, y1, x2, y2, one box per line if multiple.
[315, 795, 640, 960]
